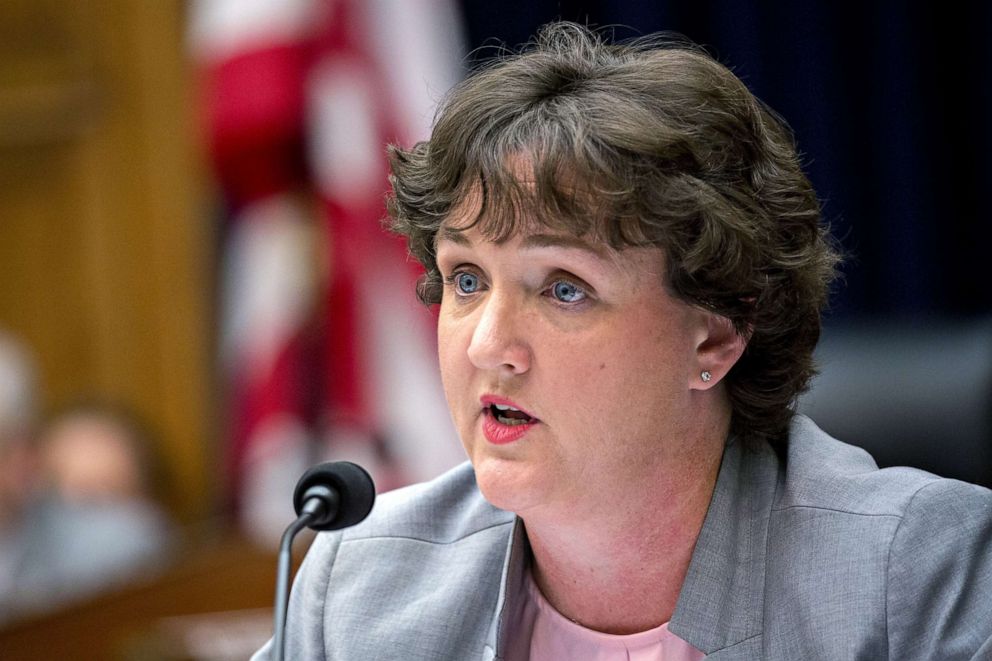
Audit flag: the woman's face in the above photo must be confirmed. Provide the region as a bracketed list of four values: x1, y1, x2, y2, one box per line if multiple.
[436, 220, 717, 518]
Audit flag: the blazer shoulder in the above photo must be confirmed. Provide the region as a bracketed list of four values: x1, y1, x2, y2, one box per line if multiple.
[774, 415, 980, 517]
[886, 477, 992, 658]
[336, 461, 515, 545]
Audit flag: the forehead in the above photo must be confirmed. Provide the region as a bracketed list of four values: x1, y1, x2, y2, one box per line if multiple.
[437, 177, 609, 250]
[438, 224, 616, 262]
[437, 195, 616, 261]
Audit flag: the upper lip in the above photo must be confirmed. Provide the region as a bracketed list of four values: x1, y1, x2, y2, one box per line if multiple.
[479, 395, 539, 421]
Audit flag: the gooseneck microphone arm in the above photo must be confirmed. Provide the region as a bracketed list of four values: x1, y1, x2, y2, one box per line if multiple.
[273, 487, 339, 661]
[272, 462, 375, 661]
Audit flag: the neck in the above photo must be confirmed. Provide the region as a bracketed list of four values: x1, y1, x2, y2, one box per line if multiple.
[522, 403, 729, 634]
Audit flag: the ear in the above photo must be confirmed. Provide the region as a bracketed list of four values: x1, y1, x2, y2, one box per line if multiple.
[690, 312, 748, 390]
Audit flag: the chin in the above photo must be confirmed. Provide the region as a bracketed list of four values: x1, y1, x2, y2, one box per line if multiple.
[471, 452, 545, 514]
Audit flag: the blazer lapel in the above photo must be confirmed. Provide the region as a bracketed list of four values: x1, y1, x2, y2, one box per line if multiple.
[489, 518, 529, 660]
[668, 437, 780, 656]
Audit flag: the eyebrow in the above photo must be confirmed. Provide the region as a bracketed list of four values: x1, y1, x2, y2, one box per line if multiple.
[436, 226, 471, 246]
[436, 227, 607, 258]
[520, 233, 608, 258]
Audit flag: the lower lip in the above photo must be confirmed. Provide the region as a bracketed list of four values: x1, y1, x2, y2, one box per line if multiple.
[481, 410, 537, 445]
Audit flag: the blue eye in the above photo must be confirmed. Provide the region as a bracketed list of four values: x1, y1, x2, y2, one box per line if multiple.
[551, 281, 586, 303]
[455, 272, 480, 294]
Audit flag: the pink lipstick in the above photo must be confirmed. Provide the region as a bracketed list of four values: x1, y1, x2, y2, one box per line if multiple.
[479, 395, 539, 445]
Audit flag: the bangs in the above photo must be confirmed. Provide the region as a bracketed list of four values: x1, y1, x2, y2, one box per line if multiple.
[439, 111, 656, 251]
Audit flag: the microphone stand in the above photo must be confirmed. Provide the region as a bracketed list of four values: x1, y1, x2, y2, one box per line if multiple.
[274, 490, 335, 661]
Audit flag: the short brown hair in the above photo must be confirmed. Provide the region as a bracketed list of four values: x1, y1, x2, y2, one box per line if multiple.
[387, 22, 840, 447]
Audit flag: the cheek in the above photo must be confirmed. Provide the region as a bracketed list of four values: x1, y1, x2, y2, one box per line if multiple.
[564, 320, 693, 416]
[436, 314, 471, 403]
[436, 320, 457, 387]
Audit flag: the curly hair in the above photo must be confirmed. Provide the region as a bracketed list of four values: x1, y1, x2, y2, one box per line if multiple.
[386, 22, 840, 447]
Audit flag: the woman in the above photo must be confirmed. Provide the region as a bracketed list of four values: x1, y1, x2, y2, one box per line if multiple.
[256, 22, 992, 660]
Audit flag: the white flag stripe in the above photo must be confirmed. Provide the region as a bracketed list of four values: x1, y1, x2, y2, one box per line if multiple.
[188, 0, 320, 62]
[361, 0, 467, 144]
[219, 196, 317, 381]
[307, 57, 385, 205]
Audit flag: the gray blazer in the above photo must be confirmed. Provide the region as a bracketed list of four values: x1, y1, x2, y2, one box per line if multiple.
[254, 416, 992, 659]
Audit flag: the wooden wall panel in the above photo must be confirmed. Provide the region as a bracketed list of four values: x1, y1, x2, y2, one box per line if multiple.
[0, 0, 214, 523]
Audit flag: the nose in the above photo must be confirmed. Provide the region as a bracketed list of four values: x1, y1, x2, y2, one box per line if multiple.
[466, 293, 532, 375]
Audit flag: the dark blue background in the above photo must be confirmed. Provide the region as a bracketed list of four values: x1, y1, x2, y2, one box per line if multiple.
[458, 1, 992, 321]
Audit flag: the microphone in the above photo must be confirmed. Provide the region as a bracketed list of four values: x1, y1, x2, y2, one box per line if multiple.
[293, 461, 377, 530]
[273, 461, 375, 661]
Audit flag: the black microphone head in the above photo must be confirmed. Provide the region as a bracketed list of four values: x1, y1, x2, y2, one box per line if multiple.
[293, 461, 376, 531]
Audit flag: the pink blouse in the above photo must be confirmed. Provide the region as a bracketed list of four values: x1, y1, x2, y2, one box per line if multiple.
[503, 570, 706, 661]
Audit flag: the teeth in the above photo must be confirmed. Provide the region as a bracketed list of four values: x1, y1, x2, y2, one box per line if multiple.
[489, 402, 533, 426]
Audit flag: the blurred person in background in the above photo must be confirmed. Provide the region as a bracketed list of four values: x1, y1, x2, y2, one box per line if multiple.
[0, 392, 176, 624]
[0, 330, 42, 621]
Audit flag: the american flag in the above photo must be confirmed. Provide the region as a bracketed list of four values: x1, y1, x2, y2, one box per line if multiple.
[190, 0, 465, 541]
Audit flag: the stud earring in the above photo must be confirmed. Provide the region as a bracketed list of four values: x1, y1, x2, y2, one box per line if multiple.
[701, 371, 712, 382]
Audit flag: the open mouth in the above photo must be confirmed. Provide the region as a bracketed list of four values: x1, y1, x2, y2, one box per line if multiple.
[488, 403, 536, 426]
